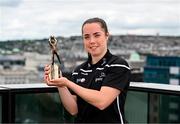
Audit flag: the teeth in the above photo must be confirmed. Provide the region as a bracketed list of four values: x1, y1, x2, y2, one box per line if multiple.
[91, 46, 97, 49]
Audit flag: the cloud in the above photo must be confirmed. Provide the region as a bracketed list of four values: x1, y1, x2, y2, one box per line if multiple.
[0, 0, 180, 41]
[0, 0, 22, 7]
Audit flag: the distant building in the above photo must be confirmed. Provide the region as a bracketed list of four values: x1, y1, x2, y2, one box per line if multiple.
[144, 55, 180, 123]
[144, 55, 180, 85]
[24, 52, 51, 71]
[0, 55, 25, 70]
[0, 69, 39, 84]
[0, 54, 40, 84]
[128, 51, 145, 73]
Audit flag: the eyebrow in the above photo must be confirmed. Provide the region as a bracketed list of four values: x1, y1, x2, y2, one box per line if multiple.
[83, 32, 101, 36]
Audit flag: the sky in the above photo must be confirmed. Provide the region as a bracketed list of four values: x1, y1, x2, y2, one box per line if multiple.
[0, 0, 180, 41]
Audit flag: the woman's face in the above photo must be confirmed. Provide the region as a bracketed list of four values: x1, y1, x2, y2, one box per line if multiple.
[82, 23, 109, 57]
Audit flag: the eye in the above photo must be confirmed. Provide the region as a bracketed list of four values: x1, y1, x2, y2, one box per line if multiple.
[95, 34, 100, 38]
[83, 35, 90, 40]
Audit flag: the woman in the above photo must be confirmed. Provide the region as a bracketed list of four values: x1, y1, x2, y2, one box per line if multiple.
[44, 17, 131, 123]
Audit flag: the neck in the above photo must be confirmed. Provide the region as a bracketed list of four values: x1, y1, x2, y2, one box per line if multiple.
[91, 49, 107, 64]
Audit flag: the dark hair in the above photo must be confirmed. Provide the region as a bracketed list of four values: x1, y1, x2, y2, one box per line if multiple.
[81, 17, 109, 35]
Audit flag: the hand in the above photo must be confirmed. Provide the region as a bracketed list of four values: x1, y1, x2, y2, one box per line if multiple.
[44, 64, 51, 84]
[48, 77, 69, 87]
[44, 64, 69, 87]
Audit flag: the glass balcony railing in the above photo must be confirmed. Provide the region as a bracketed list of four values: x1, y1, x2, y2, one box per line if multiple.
[0, 82, 180, 123]
[127, 82, 180, 123]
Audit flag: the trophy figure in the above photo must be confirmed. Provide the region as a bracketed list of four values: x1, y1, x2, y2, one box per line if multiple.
[48, 35, 62, 80]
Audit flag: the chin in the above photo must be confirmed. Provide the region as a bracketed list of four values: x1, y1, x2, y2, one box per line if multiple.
[88, 49, 101, 56]
[90, 52, 100, 57]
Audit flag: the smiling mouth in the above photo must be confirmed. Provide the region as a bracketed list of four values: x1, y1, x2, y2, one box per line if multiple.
[90, 46, 98, 50]
[90, 46, 97, 50]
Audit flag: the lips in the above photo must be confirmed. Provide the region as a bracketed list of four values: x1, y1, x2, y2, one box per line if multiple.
[90, 46, 98, 50]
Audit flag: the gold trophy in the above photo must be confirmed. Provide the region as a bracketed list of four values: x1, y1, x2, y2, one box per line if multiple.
[48, 35, 62, 80]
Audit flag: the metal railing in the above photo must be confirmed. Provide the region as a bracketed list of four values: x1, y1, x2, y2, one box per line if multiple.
[0, 82, 180, 123]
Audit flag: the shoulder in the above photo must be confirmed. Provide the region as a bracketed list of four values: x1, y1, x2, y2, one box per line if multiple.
[107, 55, 130, 70]
[73, 61, 88, 73]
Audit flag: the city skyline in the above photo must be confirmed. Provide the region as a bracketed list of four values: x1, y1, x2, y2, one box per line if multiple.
[0, 0, 180, 41]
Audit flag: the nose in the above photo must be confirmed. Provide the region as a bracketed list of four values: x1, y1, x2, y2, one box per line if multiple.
[89, 36, 95, 44]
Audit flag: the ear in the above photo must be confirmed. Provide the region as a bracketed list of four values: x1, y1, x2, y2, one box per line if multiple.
[106, 33, 109, 40]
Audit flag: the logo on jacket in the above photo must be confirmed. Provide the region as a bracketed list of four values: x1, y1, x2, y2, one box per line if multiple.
[77, 78, 85, 83]
[95, 77, 103, 82]
[100, 72, 106, 78]
[95, 72, 106, 82]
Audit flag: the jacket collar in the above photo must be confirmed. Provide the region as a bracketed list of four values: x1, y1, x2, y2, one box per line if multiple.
[87, 49, 112, 68]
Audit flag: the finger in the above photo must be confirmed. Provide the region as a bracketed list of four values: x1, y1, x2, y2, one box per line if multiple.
[49, 78, 61, 83]
[44, 75, 51, 84]
[46, 75, 50, 82]
[44, 70, 51, 75]
[44, 64, 51, 71]
[45, 64, 50, 68]
[46, 80, 58, 86]
[44, 66, 50, 72]
[43, 75, 49, 83]
[49, 79, 56, 83]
